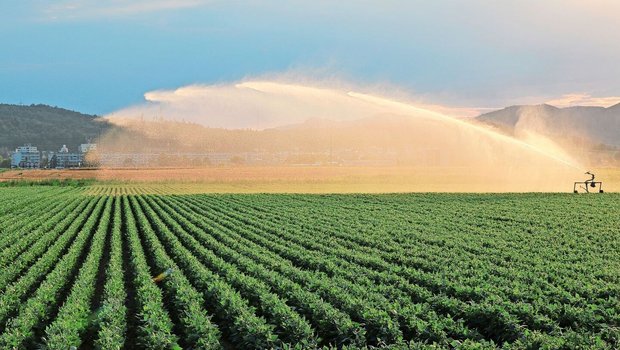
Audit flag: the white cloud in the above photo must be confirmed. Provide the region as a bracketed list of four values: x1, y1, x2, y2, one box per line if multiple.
[546, 93, 620, 108]
[43, 0, 208, 20]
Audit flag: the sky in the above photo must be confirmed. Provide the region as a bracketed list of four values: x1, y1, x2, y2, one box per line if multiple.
[1, 0, 620, 116]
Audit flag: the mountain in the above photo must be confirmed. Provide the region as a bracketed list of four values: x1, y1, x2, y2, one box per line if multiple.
[477, 103, 620, 147]
[0, 104, 113, 155]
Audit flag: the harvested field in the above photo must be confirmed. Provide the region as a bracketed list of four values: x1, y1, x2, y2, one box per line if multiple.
[1, 166, 619, 193]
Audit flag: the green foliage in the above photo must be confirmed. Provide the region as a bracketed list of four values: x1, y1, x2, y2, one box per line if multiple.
[44, 197, 113, 349]
[121, 195, 180, 349]
[0, 178, 95, 187]
[0, 196, 107, 348]
[0, 103, 112, 153]
[95, 196, 127, 350]
[0, 189, 618, 349]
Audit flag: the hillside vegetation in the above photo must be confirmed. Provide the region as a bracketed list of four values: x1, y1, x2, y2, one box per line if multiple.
[0, 104, 112, 155]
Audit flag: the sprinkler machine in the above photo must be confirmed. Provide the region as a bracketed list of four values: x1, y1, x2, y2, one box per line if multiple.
[574, 171, 604, 193]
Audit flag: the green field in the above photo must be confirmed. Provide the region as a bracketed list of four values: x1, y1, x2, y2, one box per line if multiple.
[0, 187, 618, 349]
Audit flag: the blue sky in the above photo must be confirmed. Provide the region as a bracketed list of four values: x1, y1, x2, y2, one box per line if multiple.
[1, 1, 620, 115]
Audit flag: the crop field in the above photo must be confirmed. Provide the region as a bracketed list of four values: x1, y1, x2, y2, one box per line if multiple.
[0, 187, 618, 349]
[2, 166, 620, 193]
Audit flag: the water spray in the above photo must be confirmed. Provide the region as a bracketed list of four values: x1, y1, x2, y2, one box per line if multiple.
[346, 91, 583, 171]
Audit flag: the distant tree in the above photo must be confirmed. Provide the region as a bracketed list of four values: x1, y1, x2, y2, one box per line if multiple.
[0, 155, 9, 168]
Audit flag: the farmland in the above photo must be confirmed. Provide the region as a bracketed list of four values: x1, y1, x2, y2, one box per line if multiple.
[0, 186, 618, 349]
[2, 166, 620, 193]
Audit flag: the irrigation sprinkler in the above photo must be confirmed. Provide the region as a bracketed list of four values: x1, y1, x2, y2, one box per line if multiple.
[573, 171, 604, 193]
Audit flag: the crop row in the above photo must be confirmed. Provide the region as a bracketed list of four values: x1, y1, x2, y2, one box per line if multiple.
[0, 188, 617, 349]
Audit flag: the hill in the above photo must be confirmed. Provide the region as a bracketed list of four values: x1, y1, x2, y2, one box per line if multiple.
[477, 103, 620, 147]
[0, 104, 112, 156]
[477, 103, 620, 165]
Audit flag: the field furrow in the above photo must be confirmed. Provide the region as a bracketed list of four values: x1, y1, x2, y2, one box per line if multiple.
[0, 186, 618, 349]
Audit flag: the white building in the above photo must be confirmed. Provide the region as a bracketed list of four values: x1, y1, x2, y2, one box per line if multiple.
[50, 144, 83, 168]
[11, 144, 41, 168]
[79, 143, 97, 153]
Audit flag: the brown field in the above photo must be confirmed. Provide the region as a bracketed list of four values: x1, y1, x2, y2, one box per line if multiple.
[1, 166, 618, 193]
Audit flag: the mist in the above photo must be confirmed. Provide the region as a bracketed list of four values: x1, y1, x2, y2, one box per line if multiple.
[106, 80, 482, 129]
[91, 79, 586, 191]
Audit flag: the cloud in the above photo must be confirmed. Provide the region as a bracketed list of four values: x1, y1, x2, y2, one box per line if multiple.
[546, 93, 620, 108]
[43, 0, 208, 20]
